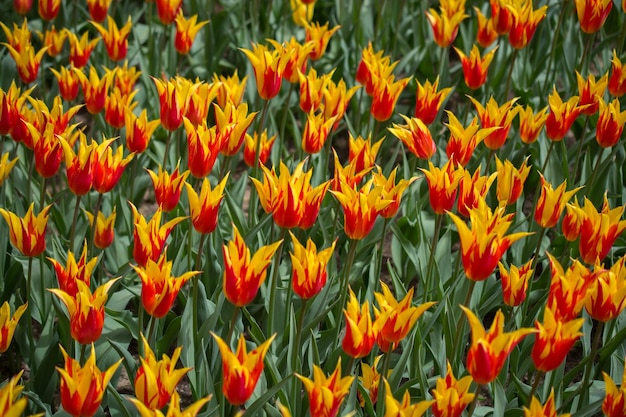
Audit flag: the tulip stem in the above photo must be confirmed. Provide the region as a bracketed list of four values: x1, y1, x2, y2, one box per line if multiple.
[571, 116, 589, 185]
[527, 370, 543, 406]
[540, 140, 555, 176]
[375, 217, 391, 291]
[451, 279, 476, 362]
[466, 384, 482, 417]
[69, 195, 82, 252]
[374, 352, 392, 416]
[278, 83, 295, 160]
[89, 193, 104, 262]
[424, 214, 443, 302]
[333, 239, 358, 349]
[227, 306, 240, 346]
[39, 177, 46, 211]
[578, 32, 596, 74]
[26, 256, 36, 373]
[192, 233, 207, 350]
[504, 49, 518, 101]
[290, 299, 307, 413]
[147, 316, 157, 350]
[267, 228, 286, 338]
[162, 130, 173, 169]
[249, 100, 270, 228]
[578, 320, 604, 407]
[522, 227, 546, 323]
[79, 343, 87, 364]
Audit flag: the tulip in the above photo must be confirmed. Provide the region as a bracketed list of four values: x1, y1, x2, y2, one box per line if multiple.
[0, 302, 27, 353]
[0, 19, 30, 53]
[456, 167, 496, 218]
[156, 0, 183, 25]
[214, 71, 248, 108]
[609, 51, 626, 97]
[585, 258, 626, 322]
[470, 96, 520, 150]
[222, 225, 282, 307]
[348, 133, 383, 173]
[50, 66, 80, 102]
[524, 389, 569, 417]
[74, 66, 115, 114]
[153, 76, 195, 132]
[0, 81, 28, 136]
[490, 0, 513, 34]
[57, 345, 121, 417]
[575, 0, 612, 34]
[603, 362, 626, 417]
[474, 7, 498, 48]
[374, 282, 435, 350]
[272, 37, 314, 84]
[449, 199, 530, 281]
[359, 356, 385, 406]
[50, 279, 119, 344]
[92, 16, 132, 62]
[298, 68, 332, 113]
[498, 259, 534, 307]
[113, 60, 141, 96]
[67, 31, 100, 68]
[420, 159, 464, 214]
[454, 44, 497, 90]
[576, 71, 608, 116]
[131, 391, 210, 417]
[297, 359, 353, 417]
[125, 109, 160, 153]
[356, 43, 391, 95]
[48, 246, 97, 297]
[0, 203, 51, 257]
[59, 134, 96, 196]
[212, 332, 275, 405]
[370, 73, 412, 122]
[39, 25, 67, 57]
[304, 21, 340, 60]
[414, 77, 452, 125]
[92, 140, 134, 194]
[38, 0, 61, 21]
[545, 88, 586, 141]
[0, 370, 30, 417]
[372, 167, 418, 219]
[214, 102, 257, 156]
[243, 130, 276, 167]
[578, 196, 626, 264]
[388, 115, 436, 160]
[185, 82, 218, 126]
[290, 0, 315, 26]
[596, 97, 626, 148]
[147, 162, 190, 212]
[462, 306, 535, 384]
[134, 334, 191, 410]
[290, 232, 335, 300]
[445, 113, 494, 167]
[562, 200, 584, 242]
[425, 7, 467, 48]
[342, 288, 376, 358]
[531, 306, 583, 372]
[431, 361, 475, 417]
[518, 105, 549, 144]
[546, 253, 594, 321]
[240, 43, 290, 100]
[495, 156, 531, 206]
[87, 0, 112, 22]
[85, 208, 116, 249]
[130, 203, 185, 267]
[322, 77, 359, 129]
[331, 150, 371, 190]
[184, 118, 224, 178]
[507, 2, 547, 49]
[174, 12, 208, 55]
[3, 44, 47, 84]
[13, 0, 32, 15]
[185, 174, 228, 235]
[534, 175, 581, 229]
[384, 380, 434, 417]
[0, 153, 18, 186]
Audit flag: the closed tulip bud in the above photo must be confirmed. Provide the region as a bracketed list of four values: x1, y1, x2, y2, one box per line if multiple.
[596, 97, 626, 148]
[211, 332, 275, 405]
[490, 0, 513, 34]
[507, 2, 547, 50]
[475, 7, 498, 48]
[609, 51, 626, 97]
[562, 200, 584, 241]
[13, 0, 32, 15]
[57, 345, 121, 417]
[575, 0, 612, 34]
[301, 110, 336, 155]
[38, 0, 61, 21]
[156, 0, 183, 25]
[495, 156, 530, 206]
[50, 66, 80, 102]
[87, 0, 112, 22]
[425, 7, 467, 48]
[125, 109, 159, 154]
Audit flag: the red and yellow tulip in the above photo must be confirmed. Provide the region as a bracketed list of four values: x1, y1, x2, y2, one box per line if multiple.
[431, 361, 475, 417]
[290, 232, 335, 300]
[130, 204, 185, 267]
[342, 288, 376, 358]
[603, 361, 626, 417]
[421, 159, 464, 215]
[0, 203, 51, 257]
[531, 305, 583, 373]
[147, 162, 190, 212]
[454, 44, 497, 90]
[174, 12, 208, 55]
[388, 115, 436, 160]
[92, 16, 132, 61]
[297, 359, 353, 417]
[48, 246, 97, 297]
[0, 302, 27, 353]
[498, 259, 534, 307]
[185, 174, 229, 235]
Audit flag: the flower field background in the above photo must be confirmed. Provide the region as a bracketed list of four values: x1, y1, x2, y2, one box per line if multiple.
[1, 0, 626, 416]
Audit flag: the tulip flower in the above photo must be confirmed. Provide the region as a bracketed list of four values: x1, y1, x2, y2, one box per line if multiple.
[0, 81, 27, 136]
[38, 0, 61, 20]
[507, 2, 547, 49]
[50, 279, 119, 344]
[0, 203, 51, 257]
[185, 121, 223, 179]
[348, 133, 383, 173]
[305, 21, 340, 60]
[185, 82, 218, 126]
[174, 12, 208, 55]
[331, 150, 371, 190]
[56, 345, 121, 417]
[132, 391, 210, 417]
[498, 259, 534, 307]
[3, 44, 47, 85]
[0, 370, 30, 417]
[431, 361, 475, 417]
[414, 77, 452, 125]
[0, 302, 27, 353]
[454, 44, 497, 90]
[359, 356, 385, 406]
[462, 306, 535, 384]
[450, 199, 531, 281]
[13, 0, 32, 14]
[562, 200, 584, 242]
[133, 253, 199, 319]
[0, 19, 30, 53]
[456, 167, 496, 219]
[39, 25, 67, 57]
[576, 71, 608, 116]
[519, 105, 549, 144]
[545, 88, 586, 141]
[322, 77, 359, 128]
[370, 73, 412, 122]
[125, 109, 160, 153]
[85, 208, 116, 249]
[470, 96, 520, 150]
[372, 167, 418, 219]
[243, 130, 276, 167]
[130, 203, 185, 267]
[531, 305, 583, 372]
[490, 0, 513, 34]
[374, 282, 435, 350]
[212, 332, 275, 405]
[603, 362, 626, 417]
[147, 163, 190, 212]
[425, 7, 467, 48]
[113, 60, 141, 96]
[156, 0, 183, 25]
[290, 0, 315, 26]
[495, 156, 530, 206]
[342, 288, 376, 358]
[92, 16, 132, 61]
[474, 7, 498, 48]
[575, 0, 612, 34]
[87, 0, 112, 22]
[585, 259, 626, 322]
[241, 43, 290, 100]
[153, 76, 195, 132]
[74, 66, 115, 114]
[290, 232, 335, 300]
[609, 51, 626, 97]
[356, 43, 392, 95]
[272, 37, 314, 84]
[445, 113, 494, 167]
[134, 334, 190, 410]
[384, 380, 434, 417]
[578, 196, 626, 264]
[67, 31, 100, 68]
[223, 225, 282, 307]
[331, 179, 391, 240]
[388, 115, 436, 160]
[48, 246, 97, 297]
[92, 140, 134, 194]
[524, 389, 569, 417]
[214, 71, 248, 108]
[59, 134, 95, 196]
[215, 102, 258, 156]
[596, 97, 626, 148]
[546, 253, 594, 321]
[0, 153, 18, 186]
[420, 159, 464, 214]
[297, 359, 353, 417]
[298, 68, 332, 113]
[50, 66, 80, 102]
[534, 175, 581, 229]
[185, 174, 228, 235]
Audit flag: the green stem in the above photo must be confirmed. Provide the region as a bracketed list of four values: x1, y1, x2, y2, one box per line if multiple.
[466, 384, 482, 417]
[333, 239, 359, 348]
[578, 320, 604, 406]
[451, 279, 477, 361]
[578, 32, 596, 74]
[618, 15, 626, 56]
[278, 83, 295, 160]
[26, 256, 36, 373]
[424, 214, 443, 302]
[162, 130, 173, 168]
[227, 306, 241, 345]
[80, 343, 87, 365]
[147, 315, 157, 351]
[540, 140, 555, 175]
[249, 100, 271, 227]
[39, 177, 47, 211]
[571, 116, 589, 184]
[69, 195, 82, 252]
[89, 193, 104, 261]
[138, 305, 144, 356]
[522, 227, 547, 323]
[527, 371, 543, 406]
[268, 228, 287, 339]
[290, 299, 308, 414]
[504, 49, 518, 101]
[375, 218, 391, 290]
